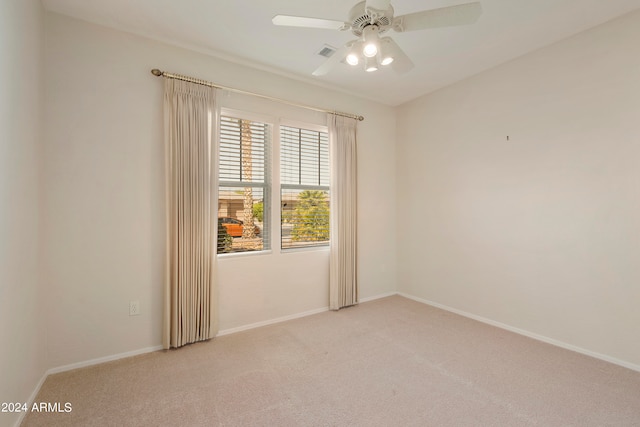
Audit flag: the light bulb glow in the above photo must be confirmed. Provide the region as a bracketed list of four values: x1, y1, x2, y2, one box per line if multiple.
[362, 26, 380, 58]
[346, 54, 359, 66]
[363, 43, 378, 58]
[381, 56, 394, 65]
[366, 65, 378, 72]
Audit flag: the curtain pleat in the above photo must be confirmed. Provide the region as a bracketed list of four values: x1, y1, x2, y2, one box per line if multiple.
[328, 115, 358, 310]
[163, 79, 219, 349]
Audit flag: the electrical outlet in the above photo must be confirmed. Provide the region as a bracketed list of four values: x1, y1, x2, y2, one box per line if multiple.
[129, 300, 140, 316]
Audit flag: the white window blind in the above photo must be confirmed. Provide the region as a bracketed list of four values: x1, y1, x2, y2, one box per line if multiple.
[280, 125, 330, 249]
[218, 115, 270, 253]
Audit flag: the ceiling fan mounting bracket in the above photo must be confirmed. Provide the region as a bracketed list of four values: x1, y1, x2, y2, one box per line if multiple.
[348, 1, 393, 37]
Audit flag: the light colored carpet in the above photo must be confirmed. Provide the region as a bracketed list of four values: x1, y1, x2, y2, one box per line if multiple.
[22, 296, 640, 426]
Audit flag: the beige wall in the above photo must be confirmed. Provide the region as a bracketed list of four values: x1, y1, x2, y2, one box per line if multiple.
[42, 12, 397, 368]
[397, 10, 640, 367]
[0, 0, 45, 425]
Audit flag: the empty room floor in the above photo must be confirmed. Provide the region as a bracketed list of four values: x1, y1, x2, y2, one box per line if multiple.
[23, 296, 640, 426]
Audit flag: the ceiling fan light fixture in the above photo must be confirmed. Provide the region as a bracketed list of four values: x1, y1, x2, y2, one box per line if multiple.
[379, 37, 396, 66]
[365, 56, 379, 72]
[381, 56, 394, 65]
[346, 53, 360, 66]
[276, 1, 483, 76]
[362, 25, 380, 58]
[363, 43, 378, 57]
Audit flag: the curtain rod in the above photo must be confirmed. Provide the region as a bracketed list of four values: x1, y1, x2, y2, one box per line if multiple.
[151, 69, 364, 122]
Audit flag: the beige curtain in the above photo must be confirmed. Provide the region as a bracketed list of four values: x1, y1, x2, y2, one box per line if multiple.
[163, 79, 219, 349]
[328, 114, 358, 310]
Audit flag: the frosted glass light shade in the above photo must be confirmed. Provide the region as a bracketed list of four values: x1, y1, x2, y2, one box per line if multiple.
[362, 26, 380, 58]
[365, 56, 378, 72]
[363, 43, 378, 57]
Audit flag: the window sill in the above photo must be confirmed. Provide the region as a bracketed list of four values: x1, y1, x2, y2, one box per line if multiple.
[217, 249, 273, 259]
[281, 245, 330, 254]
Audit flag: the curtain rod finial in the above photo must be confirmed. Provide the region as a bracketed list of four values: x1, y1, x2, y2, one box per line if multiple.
[151, 69, 163, 77]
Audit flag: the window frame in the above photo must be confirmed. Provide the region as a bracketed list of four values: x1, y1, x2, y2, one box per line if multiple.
[217, 108, 274, 257]
[279, 119, 330, 251]
[215, 111, 330, 257]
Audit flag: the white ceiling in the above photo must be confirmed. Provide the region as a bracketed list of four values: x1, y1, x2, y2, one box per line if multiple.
[42, 0, 640, 106]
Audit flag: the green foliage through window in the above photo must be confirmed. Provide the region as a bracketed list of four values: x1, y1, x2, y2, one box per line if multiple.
[280, 124, 330, 249]
[253, 201, 263, 223]
[291, 190, 329, 242]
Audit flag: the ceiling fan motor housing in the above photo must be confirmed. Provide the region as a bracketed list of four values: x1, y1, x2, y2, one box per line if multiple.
[349, 1, 394, 36]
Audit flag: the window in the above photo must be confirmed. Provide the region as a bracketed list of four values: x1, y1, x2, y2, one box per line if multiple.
[280, 125, 330, 249]
[218, 115, 270, 253]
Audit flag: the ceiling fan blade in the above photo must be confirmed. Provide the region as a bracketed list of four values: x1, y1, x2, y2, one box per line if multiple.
[365, 0, 392, 13]
[381, 38, 414, 74]
[393, 2, 482, 32]
[312, 43, 351, 76]
[272, 15, 349, 31]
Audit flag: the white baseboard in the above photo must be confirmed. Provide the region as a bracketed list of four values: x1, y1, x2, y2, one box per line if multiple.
[47, 345, 165, 375]
[13, 370, 49, 427]
[360, 291, 397, 303]
[398, 292, 640, 373]
[217, 291, 399, 336]
[217, 306, 329, 336]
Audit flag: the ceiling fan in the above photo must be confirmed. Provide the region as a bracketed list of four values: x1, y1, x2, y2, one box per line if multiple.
[272, 0, 482, 76]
